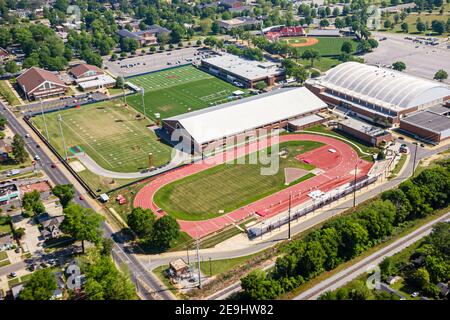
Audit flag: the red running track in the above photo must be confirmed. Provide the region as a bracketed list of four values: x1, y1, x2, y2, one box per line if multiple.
[133, 134, 373, 238]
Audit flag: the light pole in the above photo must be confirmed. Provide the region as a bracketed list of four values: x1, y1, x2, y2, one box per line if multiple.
[353, 160, 358, 207]
[141, 87, 146, 118]
[40, 98, 49, 141]
[288, 194, 292, 239]
[412, 142, 418, 177]
[57, 114, 68, 161]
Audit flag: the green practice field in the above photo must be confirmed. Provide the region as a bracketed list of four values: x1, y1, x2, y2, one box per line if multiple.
[126, 66, 244, 120]
[31, 101, 173, 173]
[154, 141, 323, 220]
[293, 37, 358, 56]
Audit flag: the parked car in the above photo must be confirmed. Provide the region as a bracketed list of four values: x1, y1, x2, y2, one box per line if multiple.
[9, 272, 17, 278]
[34, 155, 41, 161]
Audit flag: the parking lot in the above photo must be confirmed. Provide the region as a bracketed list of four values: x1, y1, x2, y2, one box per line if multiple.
[364, 32, 450, 84]
[104, 46, 218, 77]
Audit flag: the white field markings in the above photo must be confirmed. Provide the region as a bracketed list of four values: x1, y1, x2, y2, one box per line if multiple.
[59, 117, 115, 167]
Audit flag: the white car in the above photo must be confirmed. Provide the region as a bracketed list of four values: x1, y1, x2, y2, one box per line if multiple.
[34, 155, 41, 161]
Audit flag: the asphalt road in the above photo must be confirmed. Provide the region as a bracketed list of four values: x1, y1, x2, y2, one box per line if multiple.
[294, 211, 450, 300]
[0, 101, 174, 300]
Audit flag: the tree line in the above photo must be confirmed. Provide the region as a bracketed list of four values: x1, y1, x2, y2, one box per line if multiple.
[240, 159, 450, 300]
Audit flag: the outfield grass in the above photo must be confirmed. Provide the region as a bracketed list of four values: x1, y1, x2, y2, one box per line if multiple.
[297, 57, 341, 72]
[154, 140, 322, 221]
[126, 66, 245, 120]
[293, 37, 358, 57]
[31, 101, 173, 173]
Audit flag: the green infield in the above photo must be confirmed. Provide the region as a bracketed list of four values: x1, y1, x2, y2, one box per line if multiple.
[294, 37, 358, 56]
[279, 37, 308, 45]
[125, 66, 246, 120]
[153, 140, 323, 221]
[31, 101, 173, 173]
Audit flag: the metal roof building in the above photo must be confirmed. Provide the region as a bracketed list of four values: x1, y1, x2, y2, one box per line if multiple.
[306, 62, 450, 126]
[162, 87, 327, 152]
[400, 110, 450, 143]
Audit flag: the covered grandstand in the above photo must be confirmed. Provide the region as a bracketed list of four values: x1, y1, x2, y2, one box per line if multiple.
[306, 62, 450, 126]
[162, 87, 327, 153]
[264, 25, 305, 41]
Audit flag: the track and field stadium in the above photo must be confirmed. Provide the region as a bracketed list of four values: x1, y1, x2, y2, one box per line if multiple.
[134, 133, 373, 238]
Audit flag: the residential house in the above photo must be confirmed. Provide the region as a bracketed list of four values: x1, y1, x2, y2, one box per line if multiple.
[37, 213, 65, 240]
[16, 67, 67, 100]
[0, 48, 11, 62]
[117, 25, 171, 46]
[0, 140, 12, 162]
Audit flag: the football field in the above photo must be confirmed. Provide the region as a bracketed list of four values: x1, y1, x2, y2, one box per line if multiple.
[126, 66, 244, 119]
[31, 101, 173, 173]
[153, 141, 323, 220]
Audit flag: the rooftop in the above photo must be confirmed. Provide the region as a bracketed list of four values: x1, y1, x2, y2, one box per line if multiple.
[401, 110, 450, 134]
[310, 62, 450, 111]
[202, 53, 284, 81]
[69, 63, 104, 78]
[339, 117, 389, 137]
[165, 87, 327, 145]
[16, 67, 66, 93]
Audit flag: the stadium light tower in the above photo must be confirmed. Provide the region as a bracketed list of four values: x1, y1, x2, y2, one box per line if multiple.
[288, 194, 292, 239]
[141, 87, 147, 118]
[353, 160, 358, 207]
[57, 114, 68, 161]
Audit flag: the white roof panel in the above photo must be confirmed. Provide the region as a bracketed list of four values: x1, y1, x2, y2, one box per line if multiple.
[166, 88, 327, 145]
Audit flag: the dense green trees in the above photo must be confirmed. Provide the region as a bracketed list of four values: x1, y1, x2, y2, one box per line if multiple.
[61, 204, 104, 253]
[241, 162, 450, 300]
[11, 134, 28, 163]
[19, 269, 57, 300]
[392, 61, 407, 71]
[22, 190, 45, 215]
[127, 207, 155, 239]
[52, 184, 75, 208]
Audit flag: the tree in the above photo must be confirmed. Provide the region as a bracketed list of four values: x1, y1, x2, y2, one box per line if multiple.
[384, 19, 392, 29]
[416, 21, 426, 33]
[401, 22, 409, 33]
[0, 116, 7, 130]
[381, 189, 412, 224]
[127, 207, 155, 238]
[22, 190, 45, 215]
[61, 204, 104, 253]
[13, 227, 26, 240]
[434, 69, 448, 82]
[320, 19, 330, 27]
[292, 66, 310, 84]
[11, 134, 29, 163]
[379, 257, 398, 280]
[115, 76, 124, 89]
[408, 267, 430, 290]
[149, 215, 180, 250]
[19, 269, 57, 300]
[4, 61, 19, 73]
[196, 39, 202, 46]
[377, 150, 386, 160]
[52, 184, 75, 208]
[254, 81, 267, 91]
[341, 41, 353, 54]
[392, 61, 406, 71]
[431, 20, 445, 34]
[301, 49, 320, 67]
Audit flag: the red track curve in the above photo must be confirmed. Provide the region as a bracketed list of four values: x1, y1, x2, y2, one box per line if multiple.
[133, 134, 373, 238]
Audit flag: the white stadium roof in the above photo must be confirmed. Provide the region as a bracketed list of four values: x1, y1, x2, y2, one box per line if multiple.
[165, 87, 327, 145]
[311, 62, 450, 111]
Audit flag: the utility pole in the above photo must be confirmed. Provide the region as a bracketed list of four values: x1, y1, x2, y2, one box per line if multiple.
[57, 114, 68, 161]
[40, 98, 49, 141]
[209, 257, 212, 277]
[186, 244, 190, 265]
[288, 194, 292, 239]
[412, 143, 418, 177]
[353, 161, 358, 207]
[196, 234, 202, 289]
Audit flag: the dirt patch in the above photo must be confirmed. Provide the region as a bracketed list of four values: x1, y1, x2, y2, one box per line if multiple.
[288, 37, 319, 47]
[70, 160, 86, 172]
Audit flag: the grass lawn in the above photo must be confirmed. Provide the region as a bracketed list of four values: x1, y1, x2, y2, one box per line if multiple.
[297, 56, 341, 72]
[200, 253, 258, 277]
[0, 259, 10, 267]
[0, 223, 12, 234]
[0, 157, 32, 173]
[154, 140, 322, 221]
[31, 101, 173, 173]
[293, 37, 358, 57]
[0, 251, 8, 260]
[389, 154, 408, 179]
[0, 80, 20, 106]
[74, 166, 136, 195]
[380, 10, 450, 37]
[126, 66, 246, 120]
[304, 125, 379, 160]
